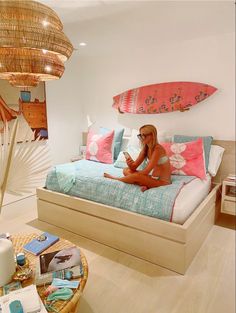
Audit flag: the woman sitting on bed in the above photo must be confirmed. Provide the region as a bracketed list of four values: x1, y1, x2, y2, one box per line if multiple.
[104, 124, 171, 191]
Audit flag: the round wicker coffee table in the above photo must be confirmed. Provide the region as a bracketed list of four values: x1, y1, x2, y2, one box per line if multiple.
[0, 234, 88, 313]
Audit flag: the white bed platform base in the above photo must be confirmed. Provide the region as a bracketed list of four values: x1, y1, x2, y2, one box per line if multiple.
[37, 184, 219, 274]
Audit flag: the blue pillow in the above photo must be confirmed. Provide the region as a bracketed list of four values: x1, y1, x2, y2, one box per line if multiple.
[173, 135, 213, 169]
[100, 127, 125, 160]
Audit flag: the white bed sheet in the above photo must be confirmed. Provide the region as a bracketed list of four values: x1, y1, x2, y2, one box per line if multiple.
[172, 174, 211, 224]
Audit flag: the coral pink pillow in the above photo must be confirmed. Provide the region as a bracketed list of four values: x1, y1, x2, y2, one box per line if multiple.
[86, 130, 114, 164]
[161, 138, 206, 179]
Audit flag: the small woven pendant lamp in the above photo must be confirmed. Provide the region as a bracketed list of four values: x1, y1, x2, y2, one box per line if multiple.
[0, 0, 73, 87]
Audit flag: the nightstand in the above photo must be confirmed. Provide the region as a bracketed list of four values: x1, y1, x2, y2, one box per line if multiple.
[71, 146, 86, 162]
[221, 178, 236, 216]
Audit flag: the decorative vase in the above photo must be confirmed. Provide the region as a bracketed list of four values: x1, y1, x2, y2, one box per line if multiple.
[0, 239, 16, 287]
[20, 90, 31, 102]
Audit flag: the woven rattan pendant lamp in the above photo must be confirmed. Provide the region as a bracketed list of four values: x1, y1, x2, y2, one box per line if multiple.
[0, 0, 73, 87]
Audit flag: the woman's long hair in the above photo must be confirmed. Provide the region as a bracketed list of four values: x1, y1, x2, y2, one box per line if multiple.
[139, 124, 158, 153]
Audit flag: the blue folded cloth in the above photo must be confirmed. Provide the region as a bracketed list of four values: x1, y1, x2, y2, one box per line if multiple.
[51, 278, 80, 289]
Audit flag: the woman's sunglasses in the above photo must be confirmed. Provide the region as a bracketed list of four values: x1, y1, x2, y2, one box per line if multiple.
[137, 133, 151, 140]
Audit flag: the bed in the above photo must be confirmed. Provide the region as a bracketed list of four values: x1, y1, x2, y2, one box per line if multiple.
[37, 139, 235, 274]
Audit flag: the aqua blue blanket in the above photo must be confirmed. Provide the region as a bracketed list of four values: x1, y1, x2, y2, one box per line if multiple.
[45, 160, 195, 222]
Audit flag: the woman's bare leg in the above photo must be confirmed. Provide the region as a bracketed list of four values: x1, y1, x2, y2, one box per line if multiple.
[123, 167, 136, 176]
[104, 167, 136, 179]
[104, 172, 171, 189]
[104, 173, 118, 179]
[140, 186, 148, 192]
[123, 168, 147, 191]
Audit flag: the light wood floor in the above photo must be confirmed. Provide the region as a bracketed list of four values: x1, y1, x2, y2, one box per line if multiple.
[0, 195, 235, 313]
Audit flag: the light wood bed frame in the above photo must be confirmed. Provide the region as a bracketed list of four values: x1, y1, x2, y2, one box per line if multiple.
[37, 140, 235, 274]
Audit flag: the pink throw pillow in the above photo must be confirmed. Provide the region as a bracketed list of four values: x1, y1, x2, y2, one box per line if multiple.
[86, 130, 114, 164]
[161, 138, 206, 179]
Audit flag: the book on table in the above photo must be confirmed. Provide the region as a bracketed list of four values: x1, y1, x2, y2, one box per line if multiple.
[39, 246, 81, 274]
[23, 232, 59, 256]
[35, 261, 84, 286]
[0, 285, 47, 313]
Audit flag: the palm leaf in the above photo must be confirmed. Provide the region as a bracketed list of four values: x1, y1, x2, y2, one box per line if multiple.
[0, 119, 52, 210]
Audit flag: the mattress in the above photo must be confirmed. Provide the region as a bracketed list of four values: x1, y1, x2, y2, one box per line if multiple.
[45, 160, 211, 224]
[172, 173, 211, 224]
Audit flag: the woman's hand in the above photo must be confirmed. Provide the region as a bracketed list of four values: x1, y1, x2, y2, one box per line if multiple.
[126, 157, 135, 169]
[125, 148, 145, 171]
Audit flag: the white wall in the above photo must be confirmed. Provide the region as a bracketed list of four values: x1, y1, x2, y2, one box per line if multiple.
[45, 55, 84, 164]
[45, 1, 235, 164]
[76, 32, 235, 139]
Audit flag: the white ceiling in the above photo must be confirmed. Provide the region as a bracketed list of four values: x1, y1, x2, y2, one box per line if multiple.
[39, 0, 142, 23]
[39, 1, 235, 55]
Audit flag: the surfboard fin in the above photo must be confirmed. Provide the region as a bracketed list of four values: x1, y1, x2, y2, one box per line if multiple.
[179, 107, 190, 112]
[118, 107, 124, 114]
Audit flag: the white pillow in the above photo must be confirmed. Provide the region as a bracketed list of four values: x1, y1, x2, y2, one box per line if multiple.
[120, 136, 129, 151]
[208, 145, 225, 177]
[127, 129, 140, 150]
[113, 146, 147, 170]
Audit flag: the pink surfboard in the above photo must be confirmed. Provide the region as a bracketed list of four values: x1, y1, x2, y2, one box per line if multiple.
[113, 82, 217, 114]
